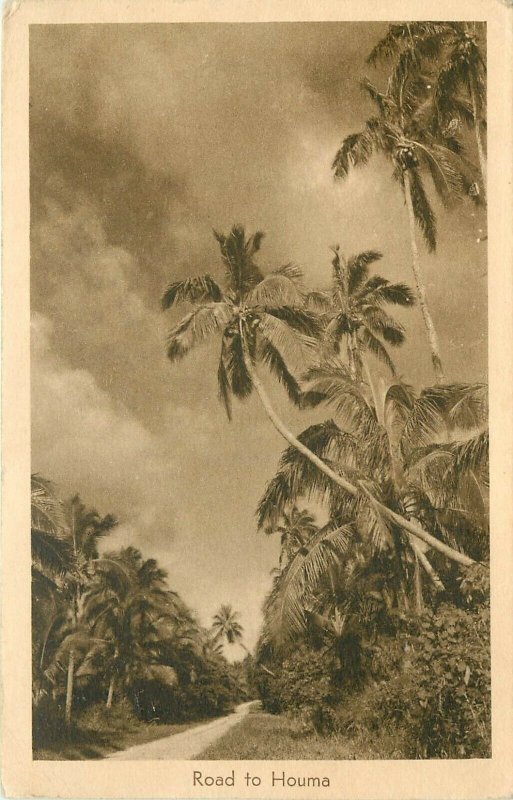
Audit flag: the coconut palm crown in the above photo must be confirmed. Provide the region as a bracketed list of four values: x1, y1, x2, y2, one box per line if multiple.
[307, 248, 415, 379]
[265, 505, 319, 570]
[162, 225, 319, 418]
[211, 604, 244, 646]
[368, 22, 486, 198]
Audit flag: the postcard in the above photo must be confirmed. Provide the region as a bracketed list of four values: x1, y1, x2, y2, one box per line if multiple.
[2, 0, 512, 797]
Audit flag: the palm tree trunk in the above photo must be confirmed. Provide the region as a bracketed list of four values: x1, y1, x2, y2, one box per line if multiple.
[470, 75, 487, 202]
[403, 170, 445, 384]
[413, 551, 424, 613]
[350, 332, 362, 382]
[412, 542, 445, 592]
[392, 529, 410, 612]
[239, 326, 474, 567]
[65, 651, 75, 726]
[106, 676, 115, 709]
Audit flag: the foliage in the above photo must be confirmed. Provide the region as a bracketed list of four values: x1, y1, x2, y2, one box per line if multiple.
[162, 224, 320, 417]
[256, 645, 342, 733]
[307, 248, 415, 379]
[258, 375, 488, 650]
[32, 474, 248, 754]
[334, 598, 491, 758]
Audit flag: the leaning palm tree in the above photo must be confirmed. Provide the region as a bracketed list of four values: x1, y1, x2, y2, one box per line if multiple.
[307, 248, 415, 380]
[332, 67, 475, 383]
[258, 363, 488, 623]
[162, 224, 476, 568]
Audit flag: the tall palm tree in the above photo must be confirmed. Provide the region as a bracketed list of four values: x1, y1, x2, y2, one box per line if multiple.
[265, 505, 318, 570]
[368, 22, 486, 199]
[162, 224, 476, 567]
[307, 248, 415, 380]
[332, 68, 475, 383]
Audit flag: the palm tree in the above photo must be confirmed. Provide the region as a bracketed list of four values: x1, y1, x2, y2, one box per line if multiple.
[162, 225, 476, 569]
[61, 496, 117, 724]
[265, 505, 318, 570]
[31, 476, 74, 708]
[83, 547, 181, 708]
[332, 68, 475, 383]
[31, 475, 70, 589]
[212, 605, 245, 649]
[258, 363, 488, 626]
[307, 248, 415, 380]
[368, 22, 486, 199]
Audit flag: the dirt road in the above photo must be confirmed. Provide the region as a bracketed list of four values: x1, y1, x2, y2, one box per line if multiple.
[107, 702, 255, 760]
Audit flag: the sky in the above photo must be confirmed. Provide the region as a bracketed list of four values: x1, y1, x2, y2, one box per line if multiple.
[30, 22, 487, 655]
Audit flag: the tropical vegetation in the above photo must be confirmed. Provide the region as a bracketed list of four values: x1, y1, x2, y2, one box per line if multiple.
[33, 20, 489, 760]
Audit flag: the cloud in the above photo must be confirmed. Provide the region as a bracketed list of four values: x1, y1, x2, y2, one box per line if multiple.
[31, 312, 179, 540]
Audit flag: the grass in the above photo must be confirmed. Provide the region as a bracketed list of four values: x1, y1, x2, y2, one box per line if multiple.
[33, 704, 216, 761]
[196, 706, 403, 760]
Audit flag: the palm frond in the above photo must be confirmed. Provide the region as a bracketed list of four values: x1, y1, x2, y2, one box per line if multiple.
[347, 250, 382, 293]
[246, 265, 305, 308]
[362, 307, 406, 346]
[257, 472, 293, 529]
[453, 430, 489, 477]
[356, 491, 394, 552]
[161, 275, 224, 309]
[166, 302, 232, 361]
[332, 129, 374, 179]
[360, 78, 390, 115]
[260, 340, 302, 405]
[257, 421, 361, 528]
[221, 326, 254, 401]
[306, 290, 333, 313]
[264, 524, 354, 646]
[217, 337, 233, 421]
[257, 311, 317, 372]
[361, 280, 416, 307]
[302, 361, 378, 437]
[402, 384, 487, 451]
[213, 225, 264, 299]
[359, 328, 397, 376]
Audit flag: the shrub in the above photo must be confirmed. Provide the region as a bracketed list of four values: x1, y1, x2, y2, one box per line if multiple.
[329, 600, 491, 758]
[257, 645, 342, 733]
[406, 601, 491, 757]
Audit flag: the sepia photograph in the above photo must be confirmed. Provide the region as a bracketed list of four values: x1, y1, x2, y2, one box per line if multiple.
[27, 17, 494, 764]
[2, 2, 513, 797]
